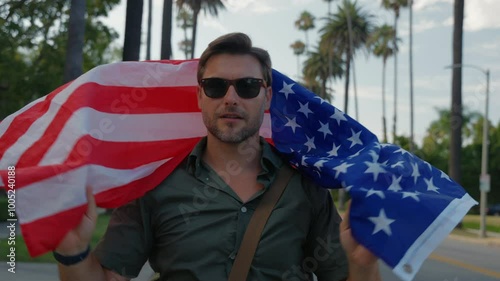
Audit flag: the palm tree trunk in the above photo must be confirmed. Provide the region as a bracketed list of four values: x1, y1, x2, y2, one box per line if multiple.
[63, 0, 86, 83]
[382, 59, 388, 143]
[345, 1, 358, 120]
[449, 0, 464, 184]
[392, 13, 398, 143]
[146, 0, 152, 60]
[160, 0, 172, 59]
[409, 0, 414, 151]
[123, 0, 144, 61]
[190, 8, 200, 59]
[296, 55, 300, 79]
[343, 51, 351, 115]
[305, 31, 309, 52]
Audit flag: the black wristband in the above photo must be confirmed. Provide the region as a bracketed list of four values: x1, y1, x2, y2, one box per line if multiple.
[53, 245, 91, 266]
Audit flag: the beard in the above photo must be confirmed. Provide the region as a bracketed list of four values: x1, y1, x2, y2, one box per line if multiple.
[203, 105, 265, 143]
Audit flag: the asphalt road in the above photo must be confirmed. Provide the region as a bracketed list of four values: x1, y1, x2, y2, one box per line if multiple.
[0, 237, 498, 281]
[380, 238, 500, 281]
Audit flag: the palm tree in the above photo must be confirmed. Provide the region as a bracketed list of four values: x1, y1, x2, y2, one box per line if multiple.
[63, 0, 86, 83]
[319, 0, 373, 115]
[382, 0, 409, 142]
[146, 0, 153, 60]
[290, 40, 306, 79]
[303, 46, 343, 101]
[294, 11, 315, 52]
[178, 39, 193, 59]
[176, 6, 193, 59]
[449, 0, 465, 184]
[409, 0, 414, 151]
[161, 0, 173, 59]
[123, 0, 144, 61]
[176, 0, 225, 59]
[323, 0, 335, 16]
[368, 24, 397, 143]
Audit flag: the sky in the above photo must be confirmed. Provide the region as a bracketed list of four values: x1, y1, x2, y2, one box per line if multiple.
[101, 0, 500, 146]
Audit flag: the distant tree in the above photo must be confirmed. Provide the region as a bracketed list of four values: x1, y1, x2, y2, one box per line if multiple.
[123, 0, 144, 61]
[176, 6, 193, 59]
[295, 11, 315, 52]
[178, 39, 193, 59]
[161, 0, 173, 59]
[303, 46, 343, 101]
[0, 0, 120, 120]
[146, 0, 153, 60]
[323, 0, 335, 16]
[64, 0, 86, 83]
[381, 0, 409, 142]
[367, 24, 397, 143]
[320, 0, 373, 115]
[176, 0, 225, 58]
[449, 0, 465, 184]
[290, 40, 306, 78]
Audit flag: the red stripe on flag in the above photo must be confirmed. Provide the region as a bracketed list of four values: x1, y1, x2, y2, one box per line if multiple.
[0, 83, 69, 159]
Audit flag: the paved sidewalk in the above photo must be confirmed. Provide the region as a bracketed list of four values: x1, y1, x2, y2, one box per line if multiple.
[0, 261, 155, 281]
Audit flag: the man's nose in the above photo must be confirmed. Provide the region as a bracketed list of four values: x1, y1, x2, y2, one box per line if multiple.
[223, 85, 239, 104]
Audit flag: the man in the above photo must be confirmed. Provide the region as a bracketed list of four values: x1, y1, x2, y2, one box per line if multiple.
[55, 33, 381, 281]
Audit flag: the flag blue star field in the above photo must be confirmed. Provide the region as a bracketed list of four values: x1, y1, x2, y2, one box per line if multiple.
[270, 69, 478, 281]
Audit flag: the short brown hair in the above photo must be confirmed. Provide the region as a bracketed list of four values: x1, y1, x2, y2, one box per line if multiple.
[197, 33, 272, 86]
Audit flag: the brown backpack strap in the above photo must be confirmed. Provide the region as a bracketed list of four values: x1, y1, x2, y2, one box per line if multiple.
[228, 165, 294, 281]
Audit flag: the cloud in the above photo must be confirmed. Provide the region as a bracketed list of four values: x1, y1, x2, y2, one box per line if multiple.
[413, 0, 453, 11]
[225, 0, 279, 14]
[464, 0, 500, 31]
[198, 16, 229, 33]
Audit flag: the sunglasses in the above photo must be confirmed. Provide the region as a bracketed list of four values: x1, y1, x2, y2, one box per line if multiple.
[199, 77, 267, 99]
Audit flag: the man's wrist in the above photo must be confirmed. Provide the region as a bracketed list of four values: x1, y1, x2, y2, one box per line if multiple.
[53, 245, 91, 266]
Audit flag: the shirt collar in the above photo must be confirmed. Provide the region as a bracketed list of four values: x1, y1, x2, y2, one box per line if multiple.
[186, 137, 283, 175]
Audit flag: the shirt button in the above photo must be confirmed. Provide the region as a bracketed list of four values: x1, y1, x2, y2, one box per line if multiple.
[229, 253, 236, 260]
[241, 206, 247, 213]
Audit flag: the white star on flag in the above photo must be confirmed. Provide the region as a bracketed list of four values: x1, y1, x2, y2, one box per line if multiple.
[425, 177, 440, 193]
[366, 188, 386, 199]
[391, 161, 405, 169]
[332, 162, 354, 178]
[279, 81, 295, 99]
[298, 101, 313, 118]
[317, 121, 332, 139]
[402, 192, 420, 201]
[347, 129, 363, 148]
[330, 108, 347, 126]
[387, 175, 403, 192]
[284, 116, 300, 133]
[314, 159, 327, 170]
[304, 135, 316, 152]
[369, 209, 396, 236]
[364, 161, 386, 181]
[328, 143, 341, 157]
[411, 162, 421, 184]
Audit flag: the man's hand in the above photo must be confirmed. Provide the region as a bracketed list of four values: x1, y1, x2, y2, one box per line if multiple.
[340, 200, 381, 281]
[55, 186, 97, 255]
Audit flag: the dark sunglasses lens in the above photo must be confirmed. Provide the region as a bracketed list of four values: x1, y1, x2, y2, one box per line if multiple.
[235, 78, 262, 99]
[203, 79, 227, 98]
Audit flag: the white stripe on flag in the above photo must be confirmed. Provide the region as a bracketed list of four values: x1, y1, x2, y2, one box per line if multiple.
[392, 193, 477, 281]
[17, 159, 170, 224]
[40, 110, 207, 165]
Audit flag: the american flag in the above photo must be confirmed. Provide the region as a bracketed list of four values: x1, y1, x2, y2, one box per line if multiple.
[0, 60, 476, 281]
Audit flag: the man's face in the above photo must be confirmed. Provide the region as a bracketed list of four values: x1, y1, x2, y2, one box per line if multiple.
[197, 54, 272, 143]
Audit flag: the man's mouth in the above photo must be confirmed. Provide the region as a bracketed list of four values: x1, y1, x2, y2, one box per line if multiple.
[220, 113, 243, 119]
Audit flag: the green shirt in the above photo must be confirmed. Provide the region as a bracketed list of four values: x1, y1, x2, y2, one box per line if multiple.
[94, 137, 348, 281]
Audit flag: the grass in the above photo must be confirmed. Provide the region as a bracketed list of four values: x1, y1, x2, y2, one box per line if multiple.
[0, 214, 111, 263]
[461, 214, 500, 233]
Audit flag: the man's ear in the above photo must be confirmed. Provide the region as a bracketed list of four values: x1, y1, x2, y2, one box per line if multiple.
[265, 87, 272, 110]
[197, 86, 203, 109]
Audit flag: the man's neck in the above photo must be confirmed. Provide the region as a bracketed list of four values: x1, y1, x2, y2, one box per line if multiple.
[203, 134, 263, 173]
